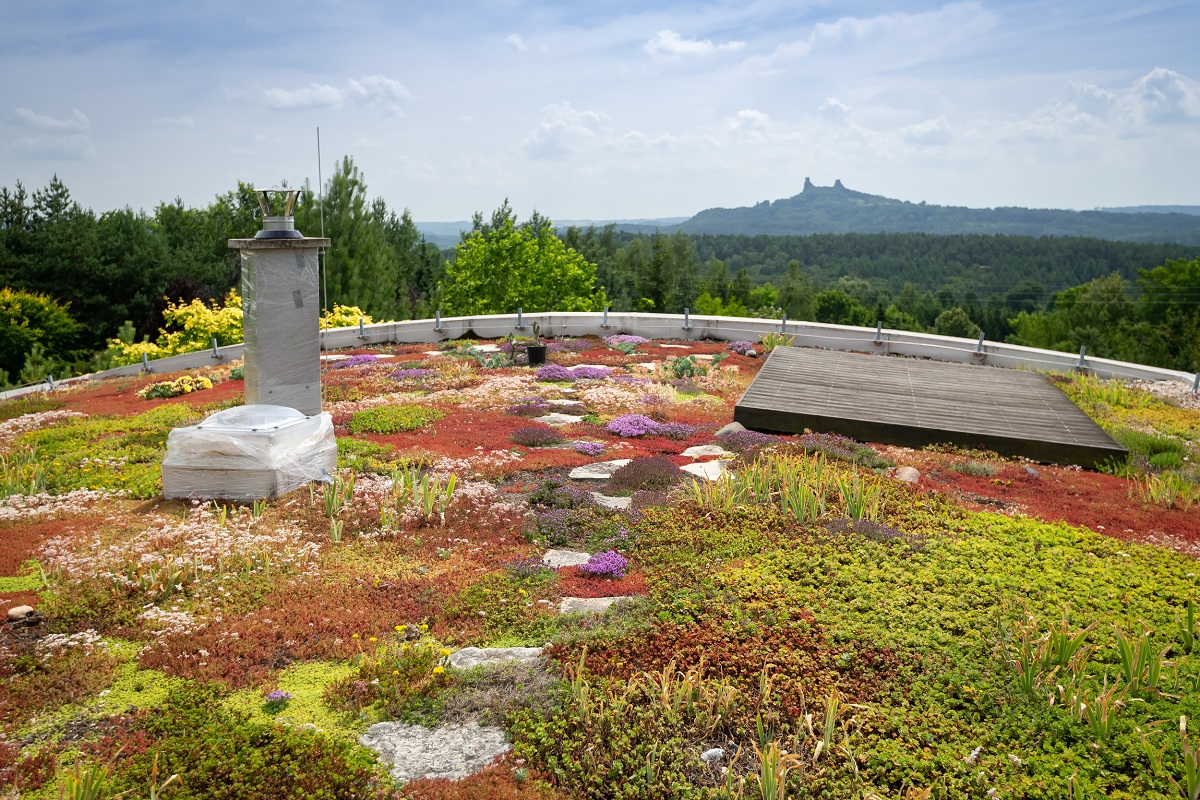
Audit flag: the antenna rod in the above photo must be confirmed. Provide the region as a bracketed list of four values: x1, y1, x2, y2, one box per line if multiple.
[317, 126, 327, 406]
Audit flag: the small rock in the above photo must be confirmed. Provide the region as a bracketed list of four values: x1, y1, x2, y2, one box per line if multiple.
[894, 466, 921, 484]
[402, 624, 422, 641]
[747, 349, 758, 358]
[531, 413, 585, 426]
[1024, 466, 1040, 479]
[681, 445, 731, 458]
[680, 460, 731, 481]
[543, 549, 591, 568]
[569, 459, 632, 480]
[701, 748, 726, 764]
[360, 721, 511, 783]
[714, 421, 746, 436]
[7, 605, 35, 622]
[448, 647, 543, 670]
[592, 493, 632, 510]
[559, 596, 629, 614]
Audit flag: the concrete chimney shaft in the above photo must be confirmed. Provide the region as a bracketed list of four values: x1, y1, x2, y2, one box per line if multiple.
[226, 235, 330, 415]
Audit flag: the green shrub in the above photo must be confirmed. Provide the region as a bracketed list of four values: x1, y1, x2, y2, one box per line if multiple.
[950, 460, 999, 477]
[0, 287, 82, 382]
[348, 404, 445, 435]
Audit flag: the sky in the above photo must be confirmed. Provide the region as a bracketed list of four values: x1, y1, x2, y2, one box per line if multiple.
[2, 1, 1199, 223]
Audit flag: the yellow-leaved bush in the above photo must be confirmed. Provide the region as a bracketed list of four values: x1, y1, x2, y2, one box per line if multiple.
[104, 292, 376, 367]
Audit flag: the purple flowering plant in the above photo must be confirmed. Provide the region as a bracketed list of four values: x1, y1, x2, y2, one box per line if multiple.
[574, 441, 606, 456]
[389, 368, 434, 381]
[606, 414, 661, 437]
[727, 341, 755, 356]
[578, 550, 628, 579]
[262, 689, 292, 711]
[332, 354, 380, 369]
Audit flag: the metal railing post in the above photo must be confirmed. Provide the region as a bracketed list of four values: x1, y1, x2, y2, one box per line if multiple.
[358, 318, 366, 339]
[780, 313, 788, 333]
[1077, 345, 1087, 368]
[142, 352, 151, 373]
[975, 332, 985, 354]
[516, 308, 524, 330]
[211, 338, 221, 359]
[683, 308, 693, 331]
[874, 321, 883, 344]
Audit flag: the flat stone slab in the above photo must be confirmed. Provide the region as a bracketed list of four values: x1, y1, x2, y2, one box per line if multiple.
[569, 459, 632, 479]
[423, 350, 444, 356]
[359, 721, 511, 783]
[680, 460, 731, 480]
[681, 445, 731, 458]
[545, 398, 584, 406]
[660, 344, 691, 349]
[447, 646, 543, 670]
[559, 596, 630, 614]
[532, 413, 584, 426]
[633, 362, 658, 370]
[592, 493, 632, 510]
[557, 387, 578, 394]
[543, 549, 591, 568]
[472, 344, 502, 352]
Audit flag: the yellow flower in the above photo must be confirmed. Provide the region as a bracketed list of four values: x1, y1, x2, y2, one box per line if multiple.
[395, 625, 403, 632]
[518, 589, 527, 596]
[401, 644, 409, 651]
[419, 623, 429, 632]
[439, 648, 451, 657]
[393, 670, 399, 676]
[351, 633, 359, 639]
[369, 636, 377, 643]
[432, 666, 445, 675]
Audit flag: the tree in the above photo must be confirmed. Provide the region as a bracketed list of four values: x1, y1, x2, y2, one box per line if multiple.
[813, 289, 872, 326]
[295, 157, 398, 320]
[0, 288, 81, 383]
[932, 307, 981, 338]
[440, 207, 607, 315]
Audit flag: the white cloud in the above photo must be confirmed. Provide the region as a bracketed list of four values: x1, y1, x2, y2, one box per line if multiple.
[347, 74, 411, 115]
[767, 2, 997, 66]
[817, 98, 853, 124]
[262, 75, 411, 114]
[7, 134, 95, 161]
[13, 107, 89, 132]
[264, 82, 344, 111]
[505, 33, 527, 52]
[7, 107, 94, 160]
[151, 115, 195, 127]
[899, 117, 953, 145]
[1125, 67, 1200, 123]
[522, 102, 611, 160]
[643, 30, 744, 59]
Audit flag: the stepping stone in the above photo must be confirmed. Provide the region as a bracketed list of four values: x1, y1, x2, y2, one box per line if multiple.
[894, 466, 920, 484]
[559, 596, 630, 614]
[423, 350, 444, 356]
[715, 421, 746, 436]
[473, 344, 502, 352]
[569, 459, 632, 479]
[447, 647, 543, 670]
[682, 445, 731, 458]
[373, 354, 395, 359]
[322, 354, 349, 361]
[693, 354, 714, 361]
[592, 493, 632, 510]
[660, 344, 691, 349]
[633, 362, 658, 371]
[360, 721, 511, 783]
[557, 387, 578, 394]
[680, 460, 731, 480]
[545, 398, 584, 406]
[532, 413, 584, 426]
[543, 549, 591, 568]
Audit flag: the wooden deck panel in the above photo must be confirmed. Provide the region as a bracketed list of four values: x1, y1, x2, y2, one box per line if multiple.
[733, 347, 1127, 468]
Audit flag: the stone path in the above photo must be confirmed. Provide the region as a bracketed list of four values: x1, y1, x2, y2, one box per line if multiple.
[591, 492, 632, 510]
[542, 549, 591, 568]
[681, 460, 731, 480]
[559, 596, 629, 614]
[359, 721, 511, 783]
[569, 459, 631, 479]
[681, 444, 731, 458]
[447, 646, 543, 670]
[532, 412, 585, 426]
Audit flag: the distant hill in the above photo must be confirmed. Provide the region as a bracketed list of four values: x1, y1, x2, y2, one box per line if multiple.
[418, 217, 690, 249]
[1096, 205, 1200, 216]
[678, 179, 1200, 244]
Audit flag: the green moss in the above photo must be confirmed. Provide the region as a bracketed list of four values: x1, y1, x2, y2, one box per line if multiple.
[348, 404, 445, 434]
[222, 661, 365, 744]
[0, 573, 41, 591]
[16, 403, 201, 498]
[336, 436, 395, 472]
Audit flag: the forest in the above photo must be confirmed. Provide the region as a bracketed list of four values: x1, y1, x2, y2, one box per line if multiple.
[2, 156, 1200, 387]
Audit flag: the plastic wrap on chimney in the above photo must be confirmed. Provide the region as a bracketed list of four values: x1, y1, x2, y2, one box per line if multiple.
[240, 248, 322, 415]
[162, 405, 336, 501]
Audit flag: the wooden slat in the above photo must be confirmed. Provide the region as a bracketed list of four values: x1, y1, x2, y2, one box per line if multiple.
[734, 347, 1127, 468]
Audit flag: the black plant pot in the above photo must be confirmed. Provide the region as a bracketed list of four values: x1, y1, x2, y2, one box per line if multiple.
[527, 345, 548, 366]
